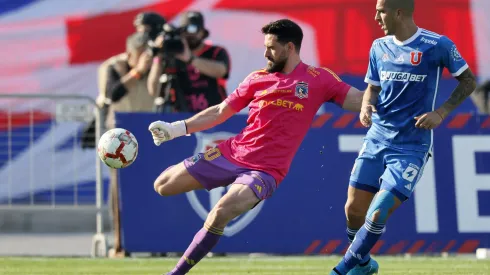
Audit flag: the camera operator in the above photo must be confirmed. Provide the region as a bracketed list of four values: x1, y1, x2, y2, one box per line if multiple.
[148, 11, 231, 113]
[96, 32, 154, 129]
[133, 11, 167, 42]
[471, 80, 490, 114]
[83, 11, 166, 142]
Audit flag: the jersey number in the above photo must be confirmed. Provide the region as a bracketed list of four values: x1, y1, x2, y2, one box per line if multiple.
[204, 148, 221, 161]
[187, 94, 209, 111]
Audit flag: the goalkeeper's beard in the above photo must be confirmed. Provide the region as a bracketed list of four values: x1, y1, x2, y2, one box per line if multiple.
[266, 55, 288, 73]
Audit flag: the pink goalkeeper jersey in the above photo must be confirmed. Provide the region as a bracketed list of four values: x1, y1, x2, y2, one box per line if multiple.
[218, 62, 351, 185]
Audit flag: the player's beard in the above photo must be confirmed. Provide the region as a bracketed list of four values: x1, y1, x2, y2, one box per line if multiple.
[266, 55, 288, 73]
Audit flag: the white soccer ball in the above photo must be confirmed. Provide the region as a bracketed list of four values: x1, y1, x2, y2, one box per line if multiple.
[97, 128, 138, 169]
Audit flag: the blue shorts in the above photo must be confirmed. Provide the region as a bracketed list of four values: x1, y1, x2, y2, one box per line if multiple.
[349, 138, 430, 201]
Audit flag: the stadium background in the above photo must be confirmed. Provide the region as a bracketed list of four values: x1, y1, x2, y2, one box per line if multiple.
[0, 0, 489, 266]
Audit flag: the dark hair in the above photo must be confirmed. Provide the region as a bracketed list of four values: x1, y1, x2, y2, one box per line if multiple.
[386, 0, 415, 15]
[261, 19, 303, 52]
[133, 12, 166, 40]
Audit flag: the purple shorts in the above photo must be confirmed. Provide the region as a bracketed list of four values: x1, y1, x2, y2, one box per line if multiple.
[183, 148, 277, 200]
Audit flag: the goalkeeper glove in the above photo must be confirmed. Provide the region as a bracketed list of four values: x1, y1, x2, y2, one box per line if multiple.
[148, 120, 187, 146]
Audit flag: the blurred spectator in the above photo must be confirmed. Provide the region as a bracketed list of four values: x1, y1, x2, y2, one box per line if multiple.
[470, 80, 490, 114]
[96, 32, 154, 129]
[133, 11, 167, 42]
[81, 12, 166, 148]
[148, 11, 231, 113]
[96, 31, 155, 258]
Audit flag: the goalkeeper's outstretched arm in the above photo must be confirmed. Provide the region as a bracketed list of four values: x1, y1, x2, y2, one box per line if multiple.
[149, 101, 237, 145]
[184, 101, 237, 134]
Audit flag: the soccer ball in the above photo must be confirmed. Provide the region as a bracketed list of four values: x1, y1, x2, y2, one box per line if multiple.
[97, 128, 138, 169]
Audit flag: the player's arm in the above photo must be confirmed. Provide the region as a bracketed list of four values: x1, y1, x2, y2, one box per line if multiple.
[184, 102, 236, 134]
[149, 72, 256, 145]
[359, 84, 381, 127]
[341, 86, 364, 112]
[436, 68, 477, 118]
[415, 38, 477, 130]
[358, 41, 381, 127]
[362, 84, 381, 106]
[148, 102, 237, 146]
[319, 67, 363, 112]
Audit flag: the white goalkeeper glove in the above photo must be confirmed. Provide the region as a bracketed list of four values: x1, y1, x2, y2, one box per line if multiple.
[148, 120, 187, 146]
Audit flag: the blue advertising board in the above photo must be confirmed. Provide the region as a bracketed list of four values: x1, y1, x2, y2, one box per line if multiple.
[117, 111, 490, 255]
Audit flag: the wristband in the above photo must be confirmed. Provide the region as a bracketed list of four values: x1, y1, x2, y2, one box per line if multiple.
[171, 120, 188, 137]
[130, 69, 141, 79]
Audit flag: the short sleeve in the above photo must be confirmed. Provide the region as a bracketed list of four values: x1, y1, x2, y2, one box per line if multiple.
[365, 42, 380, 86]
[320, 67, 351, 106]
[224, 73, 255, 112]
[438, 36, 469, 77]
[212, 46, 231, 79]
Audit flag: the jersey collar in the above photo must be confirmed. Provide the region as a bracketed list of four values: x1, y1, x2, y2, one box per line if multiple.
[392, 27, 421, 46]
[275, 61, 305, 78]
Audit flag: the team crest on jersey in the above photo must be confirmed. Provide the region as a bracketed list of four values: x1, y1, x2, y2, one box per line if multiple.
[185, 131, 264, 237]
[410, 51, 423, 66]
[295, 81, 309, 99]
[451, 45, 462, 61]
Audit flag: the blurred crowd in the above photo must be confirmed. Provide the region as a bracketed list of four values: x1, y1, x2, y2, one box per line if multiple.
[95, 10, 231, 132]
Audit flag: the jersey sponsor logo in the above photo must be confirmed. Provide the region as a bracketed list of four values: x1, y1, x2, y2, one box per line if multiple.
[421, 37, 438, 45]
[451, 45, 463, 61]
[380, 71, 427, 82]
[260, 89, 292, 96]
[295, 81, 309, 99]
[410, 51, 423, 66]
[259, 99, 304, 111]
[186, 131, 264, 237]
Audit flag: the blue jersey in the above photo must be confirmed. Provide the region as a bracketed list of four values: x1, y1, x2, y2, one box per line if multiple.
[365, 28, 468, 152]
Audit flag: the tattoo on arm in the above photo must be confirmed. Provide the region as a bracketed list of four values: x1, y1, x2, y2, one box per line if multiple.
[439, 68, 477, 117]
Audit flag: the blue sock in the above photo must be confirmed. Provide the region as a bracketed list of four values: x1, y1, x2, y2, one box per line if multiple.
[346, 227, 371, 265]
[336, 219, 385, 275]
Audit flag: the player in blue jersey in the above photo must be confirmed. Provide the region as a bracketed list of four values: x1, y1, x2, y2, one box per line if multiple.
[330, 0, 477, 275]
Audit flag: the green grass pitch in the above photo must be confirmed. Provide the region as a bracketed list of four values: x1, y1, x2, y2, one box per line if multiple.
[1, 256, 489, 275]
